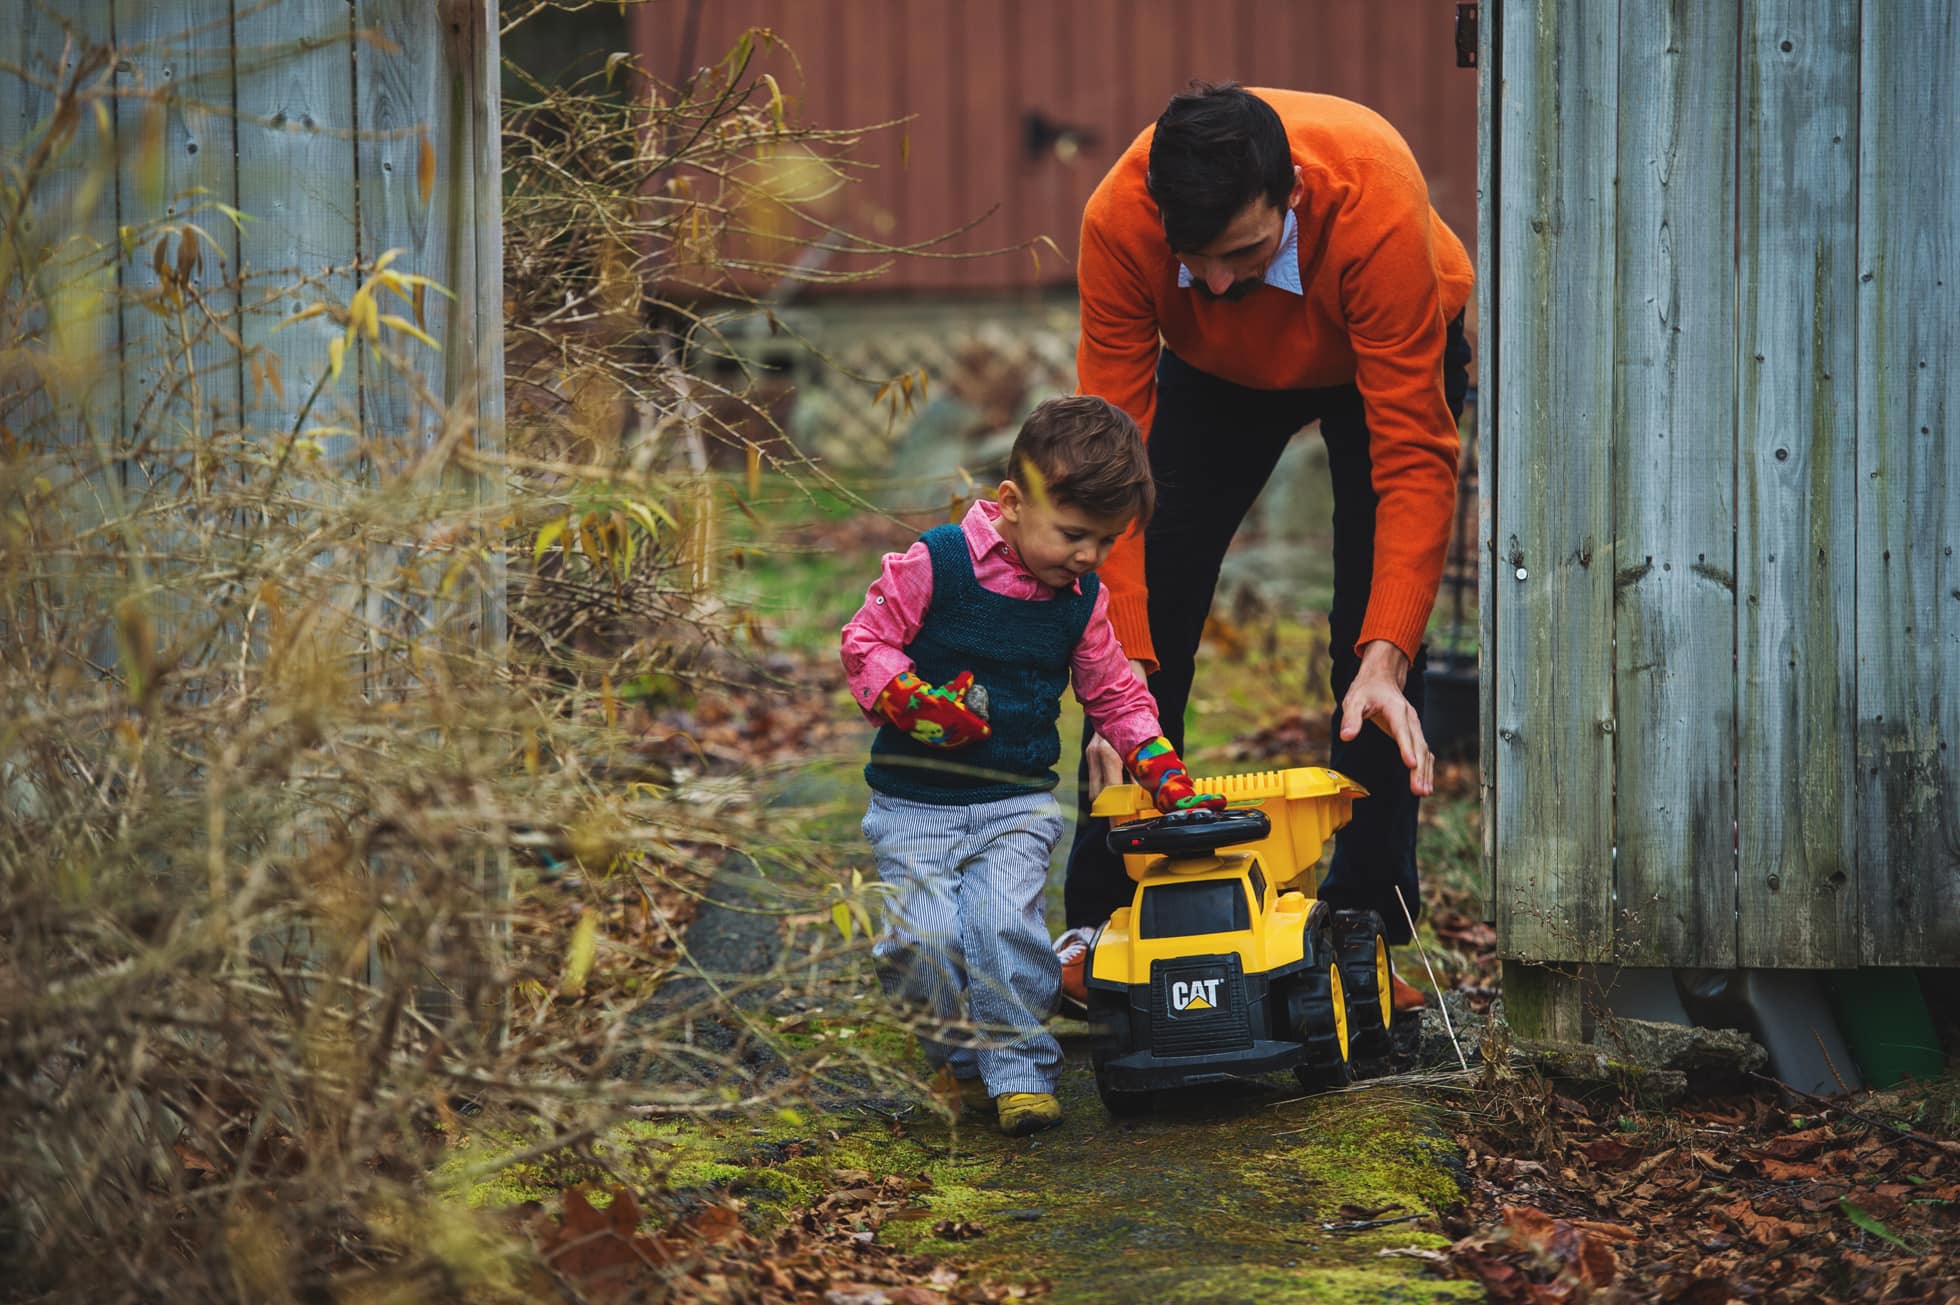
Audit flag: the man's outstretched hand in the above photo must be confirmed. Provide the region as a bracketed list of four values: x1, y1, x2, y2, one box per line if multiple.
[1340, 641, 1436, 796]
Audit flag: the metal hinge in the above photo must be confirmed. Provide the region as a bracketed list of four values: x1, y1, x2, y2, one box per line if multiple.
[1456, 3, 1479, 68]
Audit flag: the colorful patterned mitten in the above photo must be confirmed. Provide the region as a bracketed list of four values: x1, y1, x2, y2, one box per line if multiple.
[875, 669, 992, 749]
[1126, 736, 1227, 813]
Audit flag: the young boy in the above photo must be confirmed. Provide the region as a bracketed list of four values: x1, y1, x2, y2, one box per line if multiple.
[840, 395, 1223, 1136]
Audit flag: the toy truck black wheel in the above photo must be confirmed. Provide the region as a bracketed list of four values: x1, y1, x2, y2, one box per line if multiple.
[1088, 996, 1154, 1115]
[1332, 909, 1395, 1064]
[1284, 961, 1353, 1092]
[1095, 1074, 1154, 1116]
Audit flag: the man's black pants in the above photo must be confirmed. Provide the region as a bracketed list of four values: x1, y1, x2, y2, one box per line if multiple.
[1063, 313, 1472, 943]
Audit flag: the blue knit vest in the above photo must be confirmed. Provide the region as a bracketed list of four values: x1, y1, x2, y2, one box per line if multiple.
[865, 524, 1098, 805]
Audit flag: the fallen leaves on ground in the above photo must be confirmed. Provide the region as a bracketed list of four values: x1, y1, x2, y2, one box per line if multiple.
[1443, 1079, 1960, 1303]
[525, 1179, 1044, 1304]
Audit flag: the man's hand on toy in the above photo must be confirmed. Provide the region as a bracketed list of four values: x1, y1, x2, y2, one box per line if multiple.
[1126, 736, 1227, 814]
[1341, 641, 1435, 796]
[876, 669, 992, 749]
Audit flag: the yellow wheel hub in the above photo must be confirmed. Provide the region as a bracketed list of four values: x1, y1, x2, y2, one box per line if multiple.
[1374, 935, 1392, 1030]
[1330, 962, 1350, 1062]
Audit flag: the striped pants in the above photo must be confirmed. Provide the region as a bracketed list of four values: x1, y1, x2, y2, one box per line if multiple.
[862, 790, 1064, 1096]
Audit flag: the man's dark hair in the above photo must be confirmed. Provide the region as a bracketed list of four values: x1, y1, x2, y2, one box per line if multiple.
[1008, 395, 1154, 527]
[1146, 82, 1293, 252]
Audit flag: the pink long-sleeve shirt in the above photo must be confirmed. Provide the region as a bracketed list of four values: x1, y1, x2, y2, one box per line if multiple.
[840, 500, 1165, 760]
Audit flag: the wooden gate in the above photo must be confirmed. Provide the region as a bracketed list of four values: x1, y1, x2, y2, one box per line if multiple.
[1480, 1, 1958, 972]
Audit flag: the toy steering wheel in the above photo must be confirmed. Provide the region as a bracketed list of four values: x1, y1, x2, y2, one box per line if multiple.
[1104, 806, 1272, 857]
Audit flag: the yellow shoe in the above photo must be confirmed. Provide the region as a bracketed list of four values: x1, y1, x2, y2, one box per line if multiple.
[996, 1091, 1062, 1137]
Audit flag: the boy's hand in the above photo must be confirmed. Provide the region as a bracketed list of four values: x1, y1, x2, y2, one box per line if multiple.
[1125, 736, 1227, 814]
[876, 669, 992, 749]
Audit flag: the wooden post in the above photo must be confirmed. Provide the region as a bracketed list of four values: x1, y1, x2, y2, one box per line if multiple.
[1502, 960, 1585, 1044]
[1736, 1, 1860, 968]
[1475, 0, 1497, 919]
[1609, 0, 1740, 969]
[1491, 0, 1617, 965]
[1855, 0, 1960, 965]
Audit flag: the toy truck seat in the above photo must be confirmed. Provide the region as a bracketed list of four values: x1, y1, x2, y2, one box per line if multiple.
[1090, 765, 1368, 893]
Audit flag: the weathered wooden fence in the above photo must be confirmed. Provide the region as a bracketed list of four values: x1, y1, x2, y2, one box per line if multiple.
[5, 0, 502, 548]
[1481, 1, 1958, 973]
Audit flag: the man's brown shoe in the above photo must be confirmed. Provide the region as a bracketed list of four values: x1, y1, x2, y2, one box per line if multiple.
[1391, 971, 1429, 1013]
[1054, 927, 1093, 1015]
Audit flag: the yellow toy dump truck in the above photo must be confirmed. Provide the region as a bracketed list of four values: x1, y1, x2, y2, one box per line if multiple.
[1084, 766, 1397, 1114]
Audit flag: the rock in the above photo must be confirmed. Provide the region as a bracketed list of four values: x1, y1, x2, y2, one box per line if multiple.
[1416, 989, 1487, 1070]
[1591, 1017, 1769, 1076]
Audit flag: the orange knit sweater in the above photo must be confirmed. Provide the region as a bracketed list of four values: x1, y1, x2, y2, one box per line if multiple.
[1077, 89, 1474, 668]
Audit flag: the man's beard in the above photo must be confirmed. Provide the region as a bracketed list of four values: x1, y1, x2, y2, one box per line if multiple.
[1191, 277, 1262, 302]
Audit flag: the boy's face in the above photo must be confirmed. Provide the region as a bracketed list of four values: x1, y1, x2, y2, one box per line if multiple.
[995, 481, 1134, 590]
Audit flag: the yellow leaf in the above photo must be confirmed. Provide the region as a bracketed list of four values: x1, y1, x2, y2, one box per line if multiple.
[759, 72, 786, 129]
[523, 727, 540, 775]
[417, 127, 436, 211]
[373, 269, 411, 303]
[831, 901, 853, 942]
[745, 444, 761, 500]
[138, 98, 166, 209]
[372, 248, 405, 274]
[600, 673, 617, 728]
[274, 302, 331, 330]
[263, 351, 284, 403]
[360, 292, 381, 342]
[327, 335, 346, 382]
[532, 515, 567, 562]
[380, 313, 438, 349]
[559, 910, 597, 996]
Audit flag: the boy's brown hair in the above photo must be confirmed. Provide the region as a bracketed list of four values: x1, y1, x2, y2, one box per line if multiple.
[1006, 395, 1154, 526]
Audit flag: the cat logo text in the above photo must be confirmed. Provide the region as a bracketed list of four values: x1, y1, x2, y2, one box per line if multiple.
[1170, 977, 1222, 1012]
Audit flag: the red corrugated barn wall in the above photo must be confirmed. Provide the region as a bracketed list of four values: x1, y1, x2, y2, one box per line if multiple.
[630, 1, 1478, 297]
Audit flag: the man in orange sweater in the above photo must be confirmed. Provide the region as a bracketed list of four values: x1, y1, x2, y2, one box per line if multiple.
[1061, 84, 1472, 1012]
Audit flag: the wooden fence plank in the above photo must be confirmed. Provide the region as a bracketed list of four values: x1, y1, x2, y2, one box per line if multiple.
[1475, 0, 1497, 916]
[1736, 0, 1860, 968]
[232, 0, 359, 462]
[1855, 0, 1960, 966]
[1492, 0, 1617, 963]
[111, 0, 244, 678]
[454, 0, 503, 652]
[6, 1, 122, 456]
[111, 0, 245, 447]
[1610, 0, 1738, 967]
[352, 0, 451, 684]
[6, 2, 123, 676]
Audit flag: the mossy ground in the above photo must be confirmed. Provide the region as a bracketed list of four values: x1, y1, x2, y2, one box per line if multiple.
[444, 1012, 1480, 1302]
[857, 1025, 1480, 1303]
